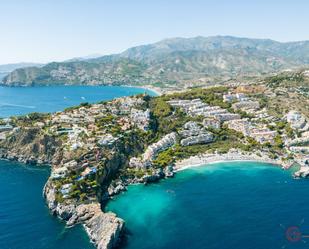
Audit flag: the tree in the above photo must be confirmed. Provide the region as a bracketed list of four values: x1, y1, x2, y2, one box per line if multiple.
[274, 135, 284, 149]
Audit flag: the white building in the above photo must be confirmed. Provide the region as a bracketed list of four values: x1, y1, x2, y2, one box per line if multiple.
[203, 118, 221, 129]
[143, 132, 177, 162]
[130, 108, 150, 131]
[180, 133, 213, 146]
[223, 93, 248, 102]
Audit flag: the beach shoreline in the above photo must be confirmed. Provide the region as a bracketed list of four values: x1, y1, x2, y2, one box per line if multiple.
[124, 84, 163, 96]
[173, 150, 292, 172]
[175, 159, 281, 172]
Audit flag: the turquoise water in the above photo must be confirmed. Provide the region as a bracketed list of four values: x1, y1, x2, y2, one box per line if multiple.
[0, 160, 95, 249]
[106, 162, 309, 249]
[2, 85, 309, 249]
[0, 85, 154, 118]
[0, 85, 154, 248]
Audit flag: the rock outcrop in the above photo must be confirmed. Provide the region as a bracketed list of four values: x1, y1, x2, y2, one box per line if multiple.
[0, 123, 143, 249]
[70, 204, 124, 249]
[294, 166, 309, 178]
[44, 180, 124, 249]
[0, 127, 62, 165]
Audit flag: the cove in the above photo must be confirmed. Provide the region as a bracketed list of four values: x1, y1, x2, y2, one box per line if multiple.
[0, 85, 155, 118]
[106, 161, 309, 249]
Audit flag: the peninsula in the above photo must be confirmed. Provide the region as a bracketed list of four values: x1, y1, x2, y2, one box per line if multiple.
[1, 72, 309, 248]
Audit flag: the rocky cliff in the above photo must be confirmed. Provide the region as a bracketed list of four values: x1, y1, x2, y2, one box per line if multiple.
[44, 180, 124, 249]
[0, 126, 126, 249]
[0, 127, 62, 164]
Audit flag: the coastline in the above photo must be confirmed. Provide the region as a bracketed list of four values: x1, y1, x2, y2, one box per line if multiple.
[173, 150, 292, 172]
[124, 84, 162, 96]
[1, 83, 308, 249]
[175, 159, 280, 172]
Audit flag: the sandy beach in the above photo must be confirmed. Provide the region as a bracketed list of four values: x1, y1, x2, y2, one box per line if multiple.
[173, 149, 290, 172]
[124, 85, 163, 96]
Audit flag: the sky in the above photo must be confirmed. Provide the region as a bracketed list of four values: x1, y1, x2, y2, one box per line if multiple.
[0, 0, 309, 64]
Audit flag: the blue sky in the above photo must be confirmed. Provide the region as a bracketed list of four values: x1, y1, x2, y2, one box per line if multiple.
[0, 0, 308, 64]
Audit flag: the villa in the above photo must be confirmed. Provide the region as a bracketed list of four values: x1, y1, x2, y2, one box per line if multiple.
[223, 92, 247, 102]
[286, 110, 307, 130]
[60, 183, 73, 198]
[50, 167, 68, 179]
[98, 134, 118, 147]
[130, 108, 150, 131]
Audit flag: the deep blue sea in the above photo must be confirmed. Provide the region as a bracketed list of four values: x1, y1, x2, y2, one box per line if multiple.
[0, 160, 95, 249]
[107, 162, 309, 249]
[0, 85, 154, 118]
[0, 85, 154, 249]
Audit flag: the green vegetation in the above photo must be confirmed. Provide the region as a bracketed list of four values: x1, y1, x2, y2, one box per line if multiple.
[20, 112, 49, 121]
[148, 87, 230, 141]
[161, 86, 229, 107]
[151, 98, 173, 117]
[265, 72, 305, 88]
[274, 135, 284, 149]
[64, 102, 91, 112]
[152, 125, 249, 168]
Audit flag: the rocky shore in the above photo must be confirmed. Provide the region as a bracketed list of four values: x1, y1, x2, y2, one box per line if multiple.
[294, 166, 309, 178]
[0, 140, 304, 249]
[107, 149, 295, 201]
[44, 179, 124, 249]
[0, 150, 51, 165]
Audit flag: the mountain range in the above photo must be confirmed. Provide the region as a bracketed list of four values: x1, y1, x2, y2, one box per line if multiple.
[0, 62, 43, 73]
[0, 62, 43, 80]
[2, 36, 309, 87]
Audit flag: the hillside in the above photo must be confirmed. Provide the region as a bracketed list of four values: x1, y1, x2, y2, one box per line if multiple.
[0, 62, 43, 73]
[2, 36, 309, 87]
[0, 62, 43, 81]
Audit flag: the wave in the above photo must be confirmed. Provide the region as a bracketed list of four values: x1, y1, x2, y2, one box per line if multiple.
[0, 103, 36, 109]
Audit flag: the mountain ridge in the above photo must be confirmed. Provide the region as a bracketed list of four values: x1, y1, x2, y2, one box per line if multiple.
[0, 62, 44, 74]
[3, 36, 309, 87]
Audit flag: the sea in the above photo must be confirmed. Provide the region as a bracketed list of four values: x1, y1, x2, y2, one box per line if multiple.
[106, 162, 309, 249]
[1, 86, 309, 249]
[0, 85, 153, 249]
[0, 85, 154, 118]
[0, 161, 95, 249]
